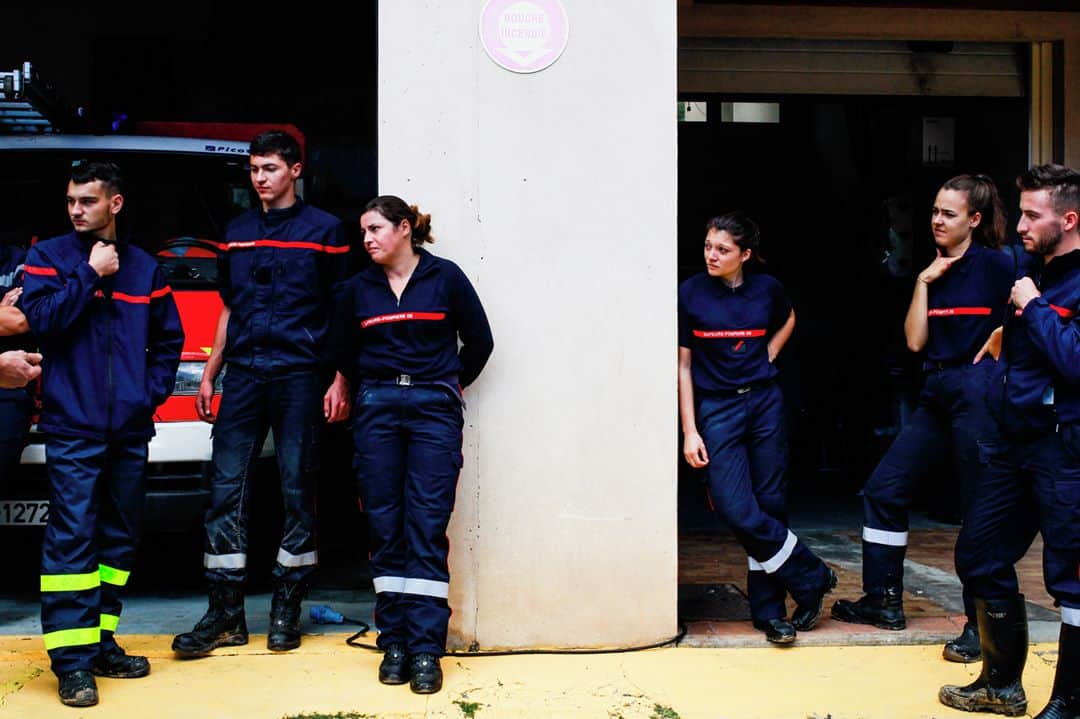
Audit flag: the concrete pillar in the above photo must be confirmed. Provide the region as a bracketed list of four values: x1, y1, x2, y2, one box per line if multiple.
[377, 0, 678, 648]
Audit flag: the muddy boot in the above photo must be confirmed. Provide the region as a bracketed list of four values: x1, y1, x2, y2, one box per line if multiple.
[57, 670, 98, 707]
[939, 595, 1028, 716]
[171, 582, 248, 657]
[409, 653, 443, 694]
[831, 587, 906, 630]
[1032, 622, 1080, 719]
[267, 581, 307, 651]
[379, 643, 410, 685]
[944, 620, 982, 663]
[91, 644, 150, 678]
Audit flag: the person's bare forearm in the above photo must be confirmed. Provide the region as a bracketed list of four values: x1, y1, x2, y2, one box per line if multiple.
[203, 306, 230, 383]
[0, 306, 29, 336]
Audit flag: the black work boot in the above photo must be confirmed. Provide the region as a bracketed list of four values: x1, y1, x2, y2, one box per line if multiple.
[91, 644, 150, 678]
[171, 582, 248, 657]
[267, 581, 307, 651]
[410, 653, 443, 694]
[378, 643, 410, 685]
[1032, 622, 1080, 719]
[792, 568, 838, 631]
[57, 669, 98, 707]
[944, 620, 982, 663]
[939, 595, 1028, 716]
[831, 587, 906, 630]
[752, 618, 797, 645]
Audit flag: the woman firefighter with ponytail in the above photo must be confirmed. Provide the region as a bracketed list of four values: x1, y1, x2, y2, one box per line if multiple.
[678, 211, 837, 645]
[334, 196, 493, 694]
[831, 174, 1031, 666]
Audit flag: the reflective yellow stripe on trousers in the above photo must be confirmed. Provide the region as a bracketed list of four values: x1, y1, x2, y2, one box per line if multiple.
[100, 613, 120, 632]
[99, 564, 131, 586]
[40, 571, 100, 593]
[42, 626, 100, 651]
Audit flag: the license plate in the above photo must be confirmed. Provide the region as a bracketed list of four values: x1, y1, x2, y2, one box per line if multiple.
[0, 501, 49, 526]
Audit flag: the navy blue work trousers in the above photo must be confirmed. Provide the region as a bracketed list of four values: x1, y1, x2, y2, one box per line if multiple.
[698, 383, 832, 622]
[859, 362, 1027, 620]
[956, 426, 1078, 627]
[0, 396, 32, 481]
[353, 384, 464, 656]
[203, 367, 322, 584]
[40, 436, 146, 675]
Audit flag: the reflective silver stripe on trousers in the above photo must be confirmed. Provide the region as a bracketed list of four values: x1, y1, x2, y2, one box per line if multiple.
[748, 557, 764, 571]
[862, 527, 909, 547]
[373, 576, 406, 593]
[204, 553, 247, 569]
[277, 548, 318, 567]
[760, 530, 798, 574]
[372, 576, 449, 599]
[1063, 606, 1080, 627]
[404, 578, 450, 599]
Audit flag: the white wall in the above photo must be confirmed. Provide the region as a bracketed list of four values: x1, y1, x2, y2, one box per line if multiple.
[378, 0, 677, 648]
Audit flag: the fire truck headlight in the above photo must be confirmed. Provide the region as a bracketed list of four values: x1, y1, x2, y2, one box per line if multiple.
[171, 362, 224, 396]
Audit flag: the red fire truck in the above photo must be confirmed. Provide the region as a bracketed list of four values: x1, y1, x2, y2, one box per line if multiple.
[1, 62, 287, 530]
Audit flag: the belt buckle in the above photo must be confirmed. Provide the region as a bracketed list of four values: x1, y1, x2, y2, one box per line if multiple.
[396, 374, 412, 386]
[736, 386, 751, 395]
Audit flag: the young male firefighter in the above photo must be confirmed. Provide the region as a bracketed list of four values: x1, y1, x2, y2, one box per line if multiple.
[172, 129, 351, 657]
[939, 164, 1080, 719]
[22, 161, 184, 707]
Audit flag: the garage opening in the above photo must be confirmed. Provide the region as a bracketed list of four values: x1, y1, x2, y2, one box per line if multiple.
[675, 39, 1055, 640]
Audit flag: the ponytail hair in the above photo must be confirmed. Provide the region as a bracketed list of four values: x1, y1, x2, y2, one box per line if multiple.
[363, 195, 435, 249]
[940, 174, 1006, 248]
[705, 211, 764, 264]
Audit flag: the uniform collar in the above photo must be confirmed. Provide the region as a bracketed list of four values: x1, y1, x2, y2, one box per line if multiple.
[261, 199, 305, 225]
[1042, 248, 1080, 284]
[358, 247, 438, 285]
[949, 241, 984, 274]
[708, 269, 753, 294]
[74, 230, 124, 248]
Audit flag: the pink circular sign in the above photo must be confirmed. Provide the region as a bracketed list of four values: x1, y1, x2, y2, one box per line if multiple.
[479, 0, 569, 74]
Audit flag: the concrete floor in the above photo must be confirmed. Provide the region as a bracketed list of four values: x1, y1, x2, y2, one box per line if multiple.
[0, 497, 1067, 717]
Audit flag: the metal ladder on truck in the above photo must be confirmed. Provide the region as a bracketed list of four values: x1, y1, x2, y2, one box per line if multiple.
[0, 61, 77, 134]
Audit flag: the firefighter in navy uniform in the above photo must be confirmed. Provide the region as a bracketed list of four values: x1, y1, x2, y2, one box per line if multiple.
[940, 165, 1080, 719]
[172, 130, 352, 658]
[0, 240, 33, 479]
[22, 162, 183, 708]
[678, 212, 836, 645]
[336, 196, 492, 694]
[832, 175, 1029, 664]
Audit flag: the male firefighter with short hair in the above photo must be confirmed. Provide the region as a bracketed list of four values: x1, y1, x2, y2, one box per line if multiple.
[173, 129, 351, 657]
[23, 161, 183, 707]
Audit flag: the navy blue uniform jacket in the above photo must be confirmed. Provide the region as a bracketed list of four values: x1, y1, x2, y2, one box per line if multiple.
[988, 248, 1080, 436]
[678, 271, 791, 393]
[22, 232, 184, 442]
[217, 200, 349, 375]
[925, 242, 1014, 364]
[335, 248, 493, 389]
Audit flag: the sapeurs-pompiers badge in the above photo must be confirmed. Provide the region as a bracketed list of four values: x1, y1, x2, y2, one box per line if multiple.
[479, 0, 569, 74]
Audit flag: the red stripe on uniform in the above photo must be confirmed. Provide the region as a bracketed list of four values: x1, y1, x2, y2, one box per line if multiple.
[1050, 304, 1076, 319]
[23, 265, 58, 276]
[1014, 304, 1076, 319]
[217, 239, 350, 254]
[360, 312, 446, 329]
[112, 292, 151, 304]
[150, 286, 172, 299]
[692, 329, 767, 339]
[928, 307, 992, 317]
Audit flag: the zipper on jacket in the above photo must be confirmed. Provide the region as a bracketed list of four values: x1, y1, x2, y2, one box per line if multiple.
[105, 296, 114, 439]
